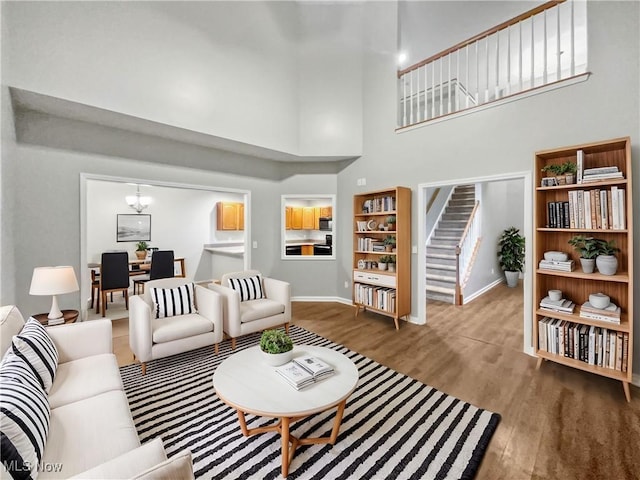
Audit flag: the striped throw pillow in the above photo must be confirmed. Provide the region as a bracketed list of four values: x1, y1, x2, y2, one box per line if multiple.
[11, 318, 58, 393]
[228, 275, 264, 302]
[0, 353, 51, 479]
[151, 283, 197, 319]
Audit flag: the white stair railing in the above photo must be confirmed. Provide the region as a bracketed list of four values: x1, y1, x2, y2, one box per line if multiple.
[398, 0, 587, 128]
[454, 201, 480, 305]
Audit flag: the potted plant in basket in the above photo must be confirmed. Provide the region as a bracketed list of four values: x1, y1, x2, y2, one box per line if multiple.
[135, 241, 148, 260]
[387, 255, 397, 273]
[561, 161, 577, 184]
[386, 215, 396, 231]
[567, 235, 599, 273]
[541, 164, 564, 185]
[497, 227, 525, 287]
[384, 235, 396, 252]
[595, 239, 620, 275]
[260, 329, 293, 366]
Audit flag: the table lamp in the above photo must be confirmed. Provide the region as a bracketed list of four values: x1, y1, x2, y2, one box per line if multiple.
[29, 266, 79, 319]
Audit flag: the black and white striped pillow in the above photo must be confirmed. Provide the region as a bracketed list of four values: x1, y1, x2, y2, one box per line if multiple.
[228, 275, 264, 302]
[0, 353, 51, 479]
[11, 318, 58, 393]
[151, 283, 197, 319]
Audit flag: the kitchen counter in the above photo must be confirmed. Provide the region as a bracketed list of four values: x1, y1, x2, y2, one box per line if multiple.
[204, 243, 245, 256]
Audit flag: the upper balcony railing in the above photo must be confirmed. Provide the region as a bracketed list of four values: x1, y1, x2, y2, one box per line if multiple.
[397, 0, 588, 129]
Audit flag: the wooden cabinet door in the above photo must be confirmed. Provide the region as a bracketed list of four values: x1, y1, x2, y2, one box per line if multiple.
[320, 206, 332, 218]
[301, 245, 314, 255]
[291, 207, 303, 229]
[216, 202, 244, 230]
[285, 207, 292, 230]
[302, 207, 315, 229]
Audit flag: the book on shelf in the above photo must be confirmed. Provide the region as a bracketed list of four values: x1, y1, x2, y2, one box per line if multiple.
[566, 187, 626, 231]
[576, 150, 584, 184]
[583, 166, 620, 175]
[579, 302, 621, 324]
[539, 296, 575, 313]
[275, 356, 334, 390]
[538, 259, 575, 272]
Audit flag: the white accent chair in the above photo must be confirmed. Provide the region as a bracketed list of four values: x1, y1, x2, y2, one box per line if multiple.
[208, 270, 291, 349]
[129, 278, 223, 374]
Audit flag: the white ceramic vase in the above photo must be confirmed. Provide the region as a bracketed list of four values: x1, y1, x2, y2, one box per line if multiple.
[261, 349, 293, 366]
[580, 258, 595, 274]
[504, 270, 519, 288]
[596, 255, 617, 276]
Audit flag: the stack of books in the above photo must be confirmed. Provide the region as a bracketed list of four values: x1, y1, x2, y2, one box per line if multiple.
[581, 166, 624, 183]
[275, 355, 334, 390]
[579, 302, 621, 324]
[539, 296, 575, 314]
[538, 259, 575, 272]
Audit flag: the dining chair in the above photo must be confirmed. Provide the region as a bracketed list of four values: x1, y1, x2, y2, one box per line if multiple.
[90, 268, 100, 311]
[99, 252, 130, 317]
[133, 250, 175, 294]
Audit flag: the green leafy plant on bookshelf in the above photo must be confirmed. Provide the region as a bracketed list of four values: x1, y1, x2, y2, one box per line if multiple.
[498, 227, 525, 287]
[568, 235, 600, 273]
[595, 239, 620, 275]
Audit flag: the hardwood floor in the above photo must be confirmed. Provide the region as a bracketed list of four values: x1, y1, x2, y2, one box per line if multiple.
[113, 283, 640, 479]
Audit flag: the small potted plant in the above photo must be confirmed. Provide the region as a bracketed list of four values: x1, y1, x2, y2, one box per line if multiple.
[595, 239, 620, 275]
[568, 235, 599, 273]
[383, 235, 396, 252]
[561, 161, 577, 184]
[386, 215, 396, 231]
[135, 241, 148, 260]
[259, 329, 293, 366]
[378, 255, 391, 271]
[497, 227, 525, 287]
[387, 255, 397, 273]
[541, 164, 564, 185]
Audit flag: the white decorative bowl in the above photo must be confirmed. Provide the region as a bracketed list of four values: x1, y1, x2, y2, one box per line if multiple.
[589, 293, 610, 309]
[261, 349, 293, 366]
[544, 251, 568, 262]
[548, 289, 562, 301]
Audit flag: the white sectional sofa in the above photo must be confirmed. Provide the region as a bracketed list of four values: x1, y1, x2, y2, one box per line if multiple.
[0, 305, 193, 479]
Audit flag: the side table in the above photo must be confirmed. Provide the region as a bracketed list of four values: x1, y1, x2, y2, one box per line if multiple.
[32, 309, 79, 326]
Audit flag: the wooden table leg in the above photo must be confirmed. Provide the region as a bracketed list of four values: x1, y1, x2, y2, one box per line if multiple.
[281, 416, 290, 478]
[329, 400, 346, 444]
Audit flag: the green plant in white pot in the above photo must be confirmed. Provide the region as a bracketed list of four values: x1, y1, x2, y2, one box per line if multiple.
[595, 239, 620, 276]
[568, 235, 599, 273]
[259, 329, 293, 366]
[497, 227, 525, 288]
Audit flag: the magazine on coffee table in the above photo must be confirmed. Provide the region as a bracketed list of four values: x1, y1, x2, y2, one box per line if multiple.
[275, 356, 334, 390]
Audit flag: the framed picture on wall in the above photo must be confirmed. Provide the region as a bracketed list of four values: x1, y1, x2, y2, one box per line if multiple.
[117, 214, 151, 242]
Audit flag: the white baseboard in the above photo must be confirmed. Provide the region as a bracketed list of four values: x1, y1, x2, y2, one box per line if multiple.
[463, 278, 504, 304]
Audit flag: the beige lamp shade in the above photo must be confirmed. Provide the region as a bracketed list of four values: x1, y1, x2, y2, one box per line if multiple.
[29, 266, 79, 319]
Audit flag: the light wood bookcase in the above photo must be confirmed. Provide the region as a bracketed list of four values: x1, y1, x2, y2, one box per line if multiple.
[533, 137, 634, 401]
[352, 187, 411, 330]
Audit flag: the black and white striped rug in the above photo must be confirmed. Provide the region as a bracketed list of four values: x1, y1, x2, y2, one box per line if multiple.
[120, 326, 500, 479]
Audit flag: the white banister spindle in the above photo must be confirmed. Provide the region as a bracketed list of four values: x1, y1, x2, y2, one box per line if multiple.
[431, 60, 435, 119]
[466, 45, 470, 108]
[543, 9, 548, 84]
[495, 31, 499, 99]
[485, 37, 489, 102]
[507, 26, 511, 95]
[518, 21, 523, 91]
[476, 41, 480, 105]
[402, 75, 407, 126]
[570, 0, 575, 76]
[448, 54, 452, 114]
[531, 16, 535, 88]
[456, 50, 460, 111]
[409, 69, 414, 124]
[423, 65, 427, 121]
[439, 57, 443, 116]
[556, 5, 561, 80]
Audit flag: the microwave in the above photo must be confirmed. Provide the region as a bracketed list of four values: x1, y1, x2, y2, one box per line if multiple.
[318, 217, 332, 231]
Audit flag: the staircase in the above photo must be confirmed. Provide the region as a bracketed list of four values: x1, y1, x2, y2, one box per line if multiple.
[426, 185, 476, 303]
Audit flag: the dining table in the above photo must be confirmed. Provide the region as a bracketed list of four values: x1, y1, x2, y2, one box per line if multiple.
[88, 257, 186, 278]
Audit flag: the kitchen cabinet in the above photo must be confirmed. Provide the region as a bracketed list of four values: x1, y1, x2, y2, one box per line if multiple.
[216, 202, 244, 230]
[301, 245, 314, 256]
[290, 207, 303, 229]
[285, 207, 292, 230]
[301, 207, 315, 230]
[319, 206, 332, 218]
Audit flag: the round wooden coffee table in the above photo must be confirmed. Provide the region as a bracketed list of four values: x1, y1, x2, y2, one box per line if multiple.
[212, 345, 359, 477]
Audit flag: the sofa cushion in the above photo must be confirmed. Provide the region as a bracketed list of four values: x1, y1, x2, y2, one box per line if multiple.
[48, 354, 123, 409]
[0, 306, 26, 359]
[133, 449, 194, 480]
[152, 314, 214, 344]
[12, 318, 58, 393]
[229, 275, 264, 301]
[240, 298, 285, 323]
[0, 354, 50, 480]
[151, 283, 196, 319]
[42, 390, 140, 479]
[69, 438, 167, 480]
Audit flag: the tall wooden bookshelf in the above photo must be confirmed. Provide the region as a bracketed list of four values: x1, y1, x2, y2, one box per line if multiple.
[353, 187, 411, 330]
[533, 137, 634, 401]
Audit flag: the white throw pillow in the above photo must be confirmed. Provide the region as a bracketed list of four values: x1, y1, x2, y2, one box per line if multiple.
[11, 317, 58, 393]
[0, 353, 51, 479]
[151, 283, 197, 319]
[228, 275, 264, 302]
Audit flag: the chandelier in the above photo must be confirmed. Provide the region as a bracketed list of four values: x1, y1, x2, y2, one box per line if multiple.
[126, 185, 151, 213]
